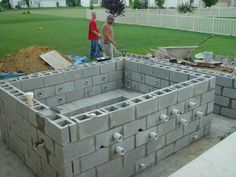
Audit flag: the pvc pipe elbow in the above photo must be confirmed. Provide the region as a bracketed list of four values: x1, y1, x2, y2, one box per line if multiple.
[160, 114, 169, 122]
[188, 101, 197, 108]
[193, 134, 199, 140]
[139, 162, 146, 169]
[180, 118, 188, 126]
[171, 108, 181, 117]
[113, 132, 123, 142]
[115, 146, 126, 156]
[196, 111, 204, 118]
[149, 132, 159, 140]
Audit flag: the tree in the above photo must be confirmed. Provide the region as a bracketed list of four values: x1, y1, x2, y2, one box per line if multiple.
[0, 0, 11, 9]
[202, 0, 218, 7]
[177, 1, 195, 14]
[101, 0, 125, 17]
[155, 0, 165, 13]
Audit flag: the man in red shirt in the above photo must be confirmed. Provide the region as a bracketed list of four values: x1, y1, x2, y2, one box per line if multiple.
[88, 11, 101, 59]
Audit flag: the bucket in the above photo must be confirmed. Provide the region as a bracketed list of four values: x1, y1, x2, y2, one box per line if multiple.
[25, 92, 34, 106]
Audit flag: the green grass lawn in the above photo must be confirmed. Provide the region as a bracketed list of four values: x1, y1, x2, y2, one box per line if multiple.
[0, 9, 236, 59]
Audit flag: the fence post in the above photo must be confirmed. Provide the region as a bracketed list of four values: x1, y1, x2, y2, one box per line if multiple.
[192, 16, 195, 31]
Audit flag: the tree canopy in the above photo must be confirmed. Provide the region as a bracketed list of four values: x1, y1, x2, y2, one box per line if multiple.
[101, 0, 125, 17]
[202, 0, 218, 7]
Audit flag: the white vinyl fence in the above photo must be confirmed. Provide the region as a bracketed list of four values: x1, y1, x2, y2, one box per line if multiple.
[87, 10, 236, 36]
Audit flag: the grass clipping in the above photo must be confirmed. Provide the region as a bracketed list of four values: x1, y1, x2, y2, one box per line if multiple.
[0, 46, 67, 74]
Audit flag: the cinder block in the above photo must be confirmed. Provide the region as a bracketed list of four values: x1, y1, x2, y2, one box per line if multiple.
[125, 60, 138, 71]
[215, 86, 222, 95]
[111, 164, 134, 177]
[223, 87, 236, 99]
[221, 107, 236, 119]
[184, 120, 199, 135]
[75, 77, 92, 89]
[93, 74, 108, 85]
[157, 118, 176, 136]
[95, 126, 122, 149]
[213, 104, 220, 114]
[111, 136, 135, 159]
[160, 79, 169, 88]
[124, 79, 132, 89]
[45, 116, 73, 145]
[131, 95, 158, 118]
[170, 70, 188, 82]
[49, 154, 73, 177]
[108, 71, 122, 81]
[75, 168, 96, 177]
[135, 153, 155, 173]
[193, 105, 207, 119]
[124, 145, 145, 166]
[204, 124, 211, 135]
[174, 134, 191, 152]
[21, 77, 44, 91]
[131, 72, 144, 83]
[72, 111, 109, 140]
[138, 62, 153, 75]
[85, 85, 101, 97]
[214, 95, 229, 107]
[201, 89, 215, 105]
[138, 83, 153, 93]
[41, 158, 57, 177]
[43, 72, 64, 87]
[124, 70, 131, 79]
[156, 143, 174, 161]
[81, 148, 109, 171]
[145, 75, 161, 88]
[34, 86, 56, 99]
[101, 81, 117, 93]
[152, 66, 170, 80]
[191, 127, 204, 140]
[131, 81, 139, 91]
[191, 78, 208, 96]
[199, 115, 211, 128]
[167, 101, 185, 118]
[55, 137, 95, 162]
[166, 127, 183, 144]
[216, 74, 233, 87]
[115, 59, 124, 70]
[46, 94, 66, 107]
[106, 102, 135, 128]
[64, 68, 83, 81]
[136, 127, 157, 147]
[208, 76, 216, 89]
[147, 109, 167, 128]
[100, 61, 116, 73]
[232, 100, 236, 109]
[176, 84, 194, 102]
[82, 65, 100, 77]
[37, 130, 54, 153]
[123, 118, 146, 138]
[6, 79, 21, 89]
[55, 81, 75, 95]
[72, 159, 80, 175]
[66, 89, 84, 102]
[97, 158, 122, 177]
[146, 135, 165, 154]
[155, 89, 177, 109]
[185, 96, 201, 111]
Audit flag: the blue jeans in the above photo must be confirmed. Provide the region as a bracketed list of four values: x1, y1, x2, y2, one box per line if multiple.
[90, 40, 100, 59]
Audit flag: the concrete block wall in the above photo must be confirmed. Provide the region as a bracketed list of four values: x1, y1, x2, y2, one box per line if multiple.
[6, 59, 124, 108]
[0, 56, 215, 177]
[125, 54, 236, 119]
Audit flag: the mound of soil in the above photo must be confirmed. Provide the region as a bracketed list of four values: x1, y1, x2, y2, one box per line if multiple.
[0, 46, 68, 74]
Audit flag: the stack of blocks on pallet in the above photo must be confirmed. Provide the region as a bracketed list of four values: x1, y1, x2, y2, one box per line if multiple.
[0, 56, 217, 177]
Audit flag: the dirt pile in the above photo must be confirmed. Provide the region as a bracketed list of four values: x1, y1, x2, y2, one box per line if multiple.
[0, 46, 66, 74]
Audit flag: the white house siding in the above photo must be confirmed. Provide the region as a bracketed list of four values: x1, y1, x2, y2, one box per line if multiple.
[148, 0, 202, 8]
[10, 0, 66, 8]
[81, 0, 129, 7]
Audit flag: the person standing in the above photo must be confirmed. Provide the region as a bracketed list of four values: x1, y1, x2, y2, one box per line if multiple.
[88, 11, 101, 59]
[102, 14, 117, 58]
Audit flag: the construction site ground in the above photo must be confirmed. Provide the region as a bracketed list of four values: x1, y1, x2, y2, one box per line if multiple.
[0, 113, 236, 177]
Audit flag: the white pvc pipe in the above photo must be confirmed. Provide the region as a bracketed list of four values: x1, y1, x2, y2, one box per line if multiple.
[115, 146, 126, 156]
[139, 162, 146, 169]
[149, 132, 159, 140]
[160, 114, 169, 122]
[188, 101, 197, 108]
[171, 108, 181, 117]
[113, 132, 123, 142]
[196, 111, 204, 118]
[89, 113, 97, 118]
[193, 134, 199, 140]
[180, 118, 188, 126]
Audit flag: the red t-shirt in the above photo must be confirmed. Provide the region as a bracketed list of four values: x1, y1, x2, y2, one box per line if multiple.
[88, 19, 99, 40]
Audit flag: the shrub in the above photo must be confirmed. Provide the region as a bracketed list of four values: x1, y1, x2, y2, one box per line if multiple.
[177, 1, 195, 14]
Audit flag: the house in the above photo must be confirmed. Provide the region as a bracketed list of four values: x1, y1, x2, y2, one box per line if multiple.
[9, 0, 66, 8]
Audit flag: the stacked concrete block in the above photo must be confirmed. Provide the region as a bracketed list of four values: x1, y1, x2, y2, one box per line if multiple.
[0, 56, 216, 177]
